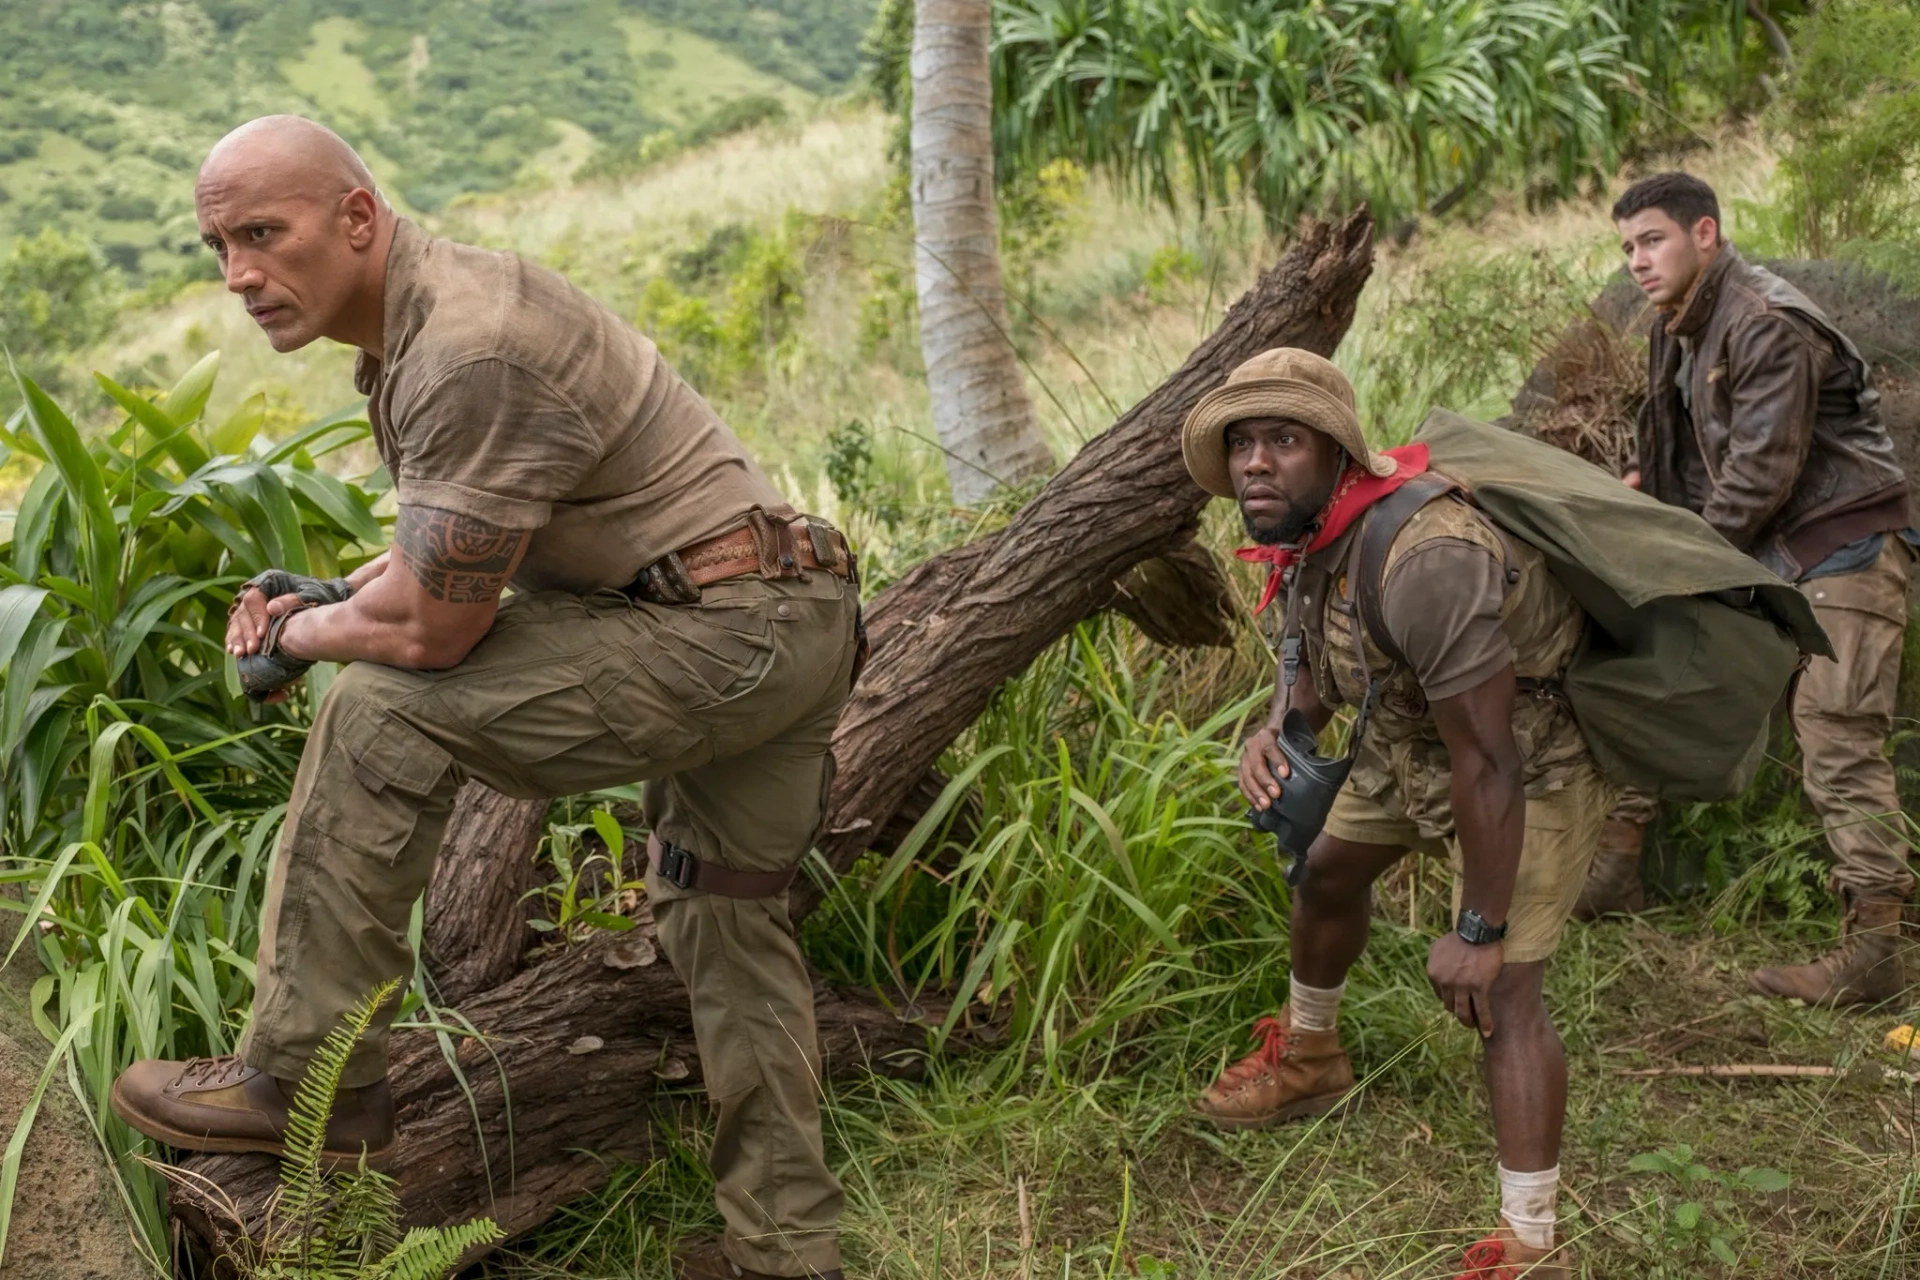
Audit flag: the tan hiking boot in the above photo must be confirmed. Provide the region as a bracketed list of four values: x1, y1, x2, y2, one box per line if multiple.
[1453, 1223, 1571, 1277]
[1572, 816, 1646, 920]
[110, 1054, 395, 1170]
[1748, 893, 1909, 1006]
[1195, 1009, 1354, 1130]
[673, 1238, 843, 1280]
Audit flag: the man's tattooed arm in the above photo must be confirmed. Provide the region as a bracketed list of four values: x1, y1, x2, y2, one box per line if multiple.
[272, 504, 529, 669]
[394, 505, 530, 603]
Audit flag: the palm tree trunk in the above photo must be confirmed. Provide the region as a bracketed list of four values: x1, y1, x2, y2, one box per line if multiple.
[910, 0, 1053, 505]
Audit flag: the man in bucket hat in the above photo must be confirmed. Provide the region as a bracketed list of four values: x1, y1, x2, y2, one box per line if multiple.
[1186, 349, 1614, 1278]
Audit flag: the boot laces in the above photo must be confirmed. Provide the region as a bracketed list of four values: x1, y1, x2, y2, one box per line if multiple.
[173, 1055, 250, 1088]
[1454, 1236, 1519, 1279]
[1217, 1015, 1292, 1084]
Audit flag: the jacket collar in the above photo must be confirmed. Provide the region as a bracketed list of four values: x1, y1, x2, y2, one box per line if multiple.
[1665, 242, 1743, 340]
[352, 217, 431, 395]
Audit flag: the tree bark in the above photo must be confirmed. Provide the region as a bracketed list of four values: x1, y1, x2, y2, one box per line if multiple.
[421, 783, 548, 1004]
[171, 210, 1375, 1263]
[910, 0, 1055, 504]
[814, 210, 1376, 893]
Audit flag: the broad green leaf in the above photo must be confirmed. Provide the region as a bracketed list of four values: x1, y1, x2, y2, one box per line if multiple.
[1709, 1237, 1737, 1265]
[0, 585, 51, 675]
[1739, 1167, 1791, 1193]
[262, 403, 371, 464]
[578, 911, 637, 932]
[14, 371, 120, 614]
[8, 464, 63, 583]
[210, 392, 266, 456]
[590, 808, 625, 861]
[95, 373, 210, 476]
[161, 350, 221, 432]
[1672, 1201, 1704, 1230]
[108, 576, 209, 681]
[0, 618, 68, 756]
[282, 466, 386, 545]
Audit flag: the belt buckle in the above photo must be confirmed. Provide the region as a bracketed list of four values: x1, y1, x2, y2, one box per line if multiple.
[658, 842, 697, 890]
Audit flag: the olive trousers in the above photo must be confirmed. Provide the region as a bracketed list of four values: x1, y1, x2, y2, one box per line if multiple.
[1794, 537, 1915, 902]
[237, 573, 860, 1277]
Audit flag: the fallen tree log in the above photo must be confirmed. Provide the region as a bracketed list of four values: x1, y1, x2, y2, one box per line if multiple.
[172, 210, 1376, 1261]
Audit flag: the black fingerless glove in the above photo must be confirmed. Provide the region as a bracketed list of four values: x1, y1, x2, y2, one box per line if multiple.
[232, 570, 354, 702]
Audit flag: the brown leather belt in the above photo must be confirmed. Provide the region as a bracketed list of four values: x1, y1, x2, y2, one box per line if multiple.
[678, 524, 833, 587]
[648, 834, 797, 899]
[624, 509, 856, 605]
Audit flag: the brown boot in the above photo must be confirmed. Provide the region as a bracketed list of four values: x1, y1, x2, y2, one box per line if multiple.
[110, 1054, 395, 1170]
[1195, 1009, 1355, 1130]
[1748, 893, 1909, 1006]
[1453, 1223, 1571, 1277]
[673, 1238, 843, 1280]
[1572, 817, 1646, 920]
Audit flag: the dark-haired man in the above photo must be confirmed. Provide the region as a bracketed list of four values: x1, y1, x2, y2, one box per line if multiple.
[1186, 348, 1612, 1278]
[1608, 171, 1914, 1004]
[106, 115, 858, 1280]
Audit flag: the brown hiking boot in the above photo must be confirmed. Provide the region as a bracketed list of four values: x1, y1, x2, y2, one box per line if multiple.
[1195, 1009, 1355, 1130]
[673, 1238, 843, 1280]
[1572, 816, 1646, 920]
[1748, 893, 1909, 1007]
[1453, 1223, 1571, 1277]
[110, 1054, 395, 1170]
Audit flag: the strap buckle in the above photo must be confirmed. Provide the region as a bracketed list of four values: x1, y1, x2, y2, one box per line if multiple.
[657, 842, 698, 890]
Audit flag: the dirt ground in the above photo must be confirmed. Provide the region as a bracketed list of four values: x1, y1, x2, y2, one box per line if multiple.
[0, 956, 151, 1278]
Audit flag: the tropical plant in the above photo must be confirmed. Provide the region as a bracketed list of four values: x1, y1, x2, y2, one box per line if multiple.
[989, 0, 1674, 231]
[0, 355, 386, 1256]
[0, 354, 384, 845]
[241, 979, 502, 1279]
[1749, 0, 1920, 286]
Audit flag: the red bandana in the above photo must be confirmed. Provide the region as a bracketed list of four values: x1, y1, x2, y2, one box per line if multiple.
[1234, 443, 1431, 613]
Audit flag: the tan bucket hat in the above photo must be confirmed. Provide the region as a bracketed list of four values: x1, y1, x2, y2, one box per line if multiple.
[1181, 347, 1392, 498]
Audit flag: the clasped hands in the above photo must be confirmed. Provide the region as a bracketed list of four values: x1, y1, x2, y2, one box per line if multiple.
[227, 570, 354, 703]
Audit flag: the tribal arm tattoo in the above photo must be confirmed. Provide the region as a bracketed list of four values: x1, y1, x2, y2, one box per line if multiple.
[394, 505, 529, 603]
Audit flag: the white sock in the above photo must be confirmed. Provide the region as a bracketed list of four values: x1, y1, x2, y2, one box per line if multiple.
[1287, 979, 1345, 1033]
[1499, 1164, 1559, 1251]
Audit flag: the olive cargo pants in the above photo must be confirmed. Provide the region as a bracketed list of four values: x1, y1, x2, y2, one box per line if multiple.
[238, 573, 859, 1277]
[1794, 537, 1916, 901]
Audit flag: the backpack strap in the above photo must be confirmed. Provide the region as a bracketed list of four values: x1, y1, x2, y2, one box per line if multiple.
[1352, 473, 1465, 673]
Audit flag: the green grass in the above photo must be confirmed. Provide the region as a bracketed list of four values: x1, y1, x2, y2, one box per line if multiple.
[481, 614, 1920, 1280]
[621, 16, 813, 128]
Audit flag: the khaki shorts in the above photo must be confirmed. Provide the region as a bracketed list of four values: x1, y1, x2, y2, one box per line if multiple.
[1322, 763, 1617, 963]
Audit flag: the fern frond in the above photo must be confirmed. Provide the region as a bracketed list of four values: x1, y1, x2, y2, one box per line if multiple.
[262, 977, 403, 1270]
[378, 1218, 505, 1280]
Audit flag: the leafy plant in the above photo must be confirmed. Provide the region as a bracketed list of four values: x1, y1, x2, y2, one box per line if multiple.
[1748, 0, 1920, 288]
[242, 979, 503, 1279]
[523, 808, 641, 946]
[1628, 1143, 1790, 1273]
[1, 353, 385, 853]
[987, 0, 1662, 231]
[0, 355, 385, 1256]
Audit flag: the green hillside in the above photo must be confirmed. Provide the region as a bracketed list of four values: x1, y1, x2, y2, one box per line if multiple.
[0, 0, 874, 282]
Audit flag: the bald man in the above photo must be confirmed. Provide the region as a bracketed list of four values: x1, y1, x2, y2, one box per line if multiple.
[109, 116, 860, 1280]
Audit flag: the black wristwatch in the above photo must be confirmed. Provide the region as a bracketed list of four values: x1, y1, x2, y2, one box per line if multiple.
[1456, 908, 1509, 946]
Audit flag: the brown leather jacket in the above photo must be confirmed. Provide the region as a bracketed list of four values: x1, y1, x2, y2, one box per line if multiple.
[1636, 244, 1908, 580]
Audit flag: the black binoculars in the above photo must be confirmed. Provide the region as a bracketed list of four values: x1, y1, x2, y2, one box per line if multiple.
[1246, 708, 1353, 887]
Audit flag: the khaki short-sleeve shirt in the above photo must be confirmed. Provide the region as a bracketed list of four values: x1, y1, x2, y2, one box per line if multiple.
[353, 218, 787, 594]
